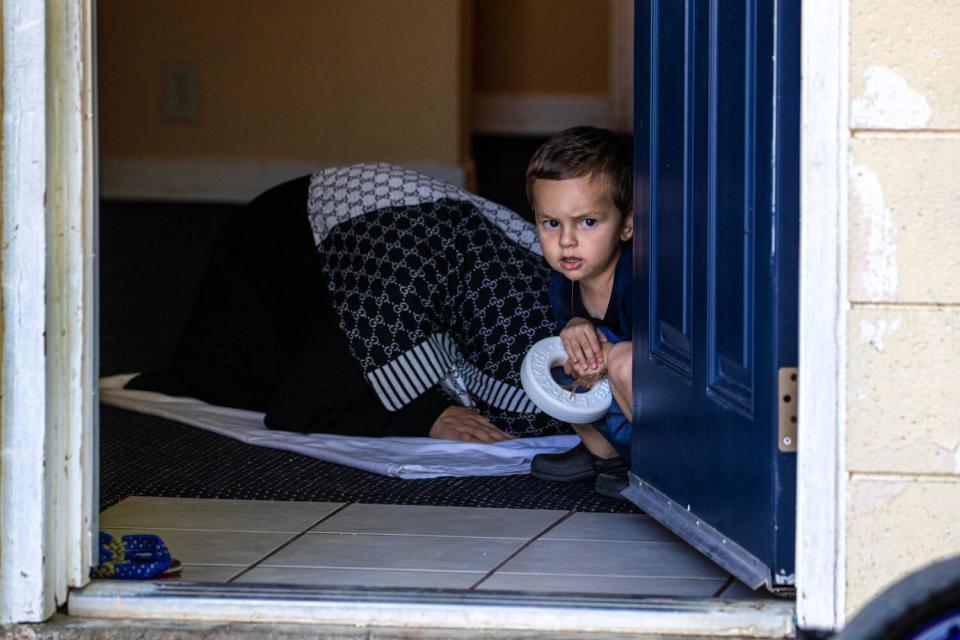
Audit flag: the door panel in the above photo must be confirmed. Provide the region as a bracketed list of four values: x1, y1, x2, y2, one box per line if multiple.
[708, 0, 754, 414]
[630, 0, 798, 588]
[650, 0, 692, 379]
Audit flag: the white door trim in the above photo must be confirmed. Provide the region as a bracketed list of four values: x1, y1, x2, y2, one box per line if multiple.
[796, 0, 849, 631]
[99, 157, 465, 203]
[0, 0, 96, 624]
[46, 0, 99, 598]
[0, 0, 52, 623]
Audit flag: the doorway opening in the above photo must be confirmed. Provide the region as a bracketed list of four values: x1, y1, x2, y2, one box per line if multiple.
[86, 0, 793, 624]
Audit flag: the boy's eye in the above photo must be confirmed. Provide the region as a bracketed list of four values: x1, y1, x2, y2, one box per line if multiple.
[581, 218, 597, 228]
[542, 220, 560, 229]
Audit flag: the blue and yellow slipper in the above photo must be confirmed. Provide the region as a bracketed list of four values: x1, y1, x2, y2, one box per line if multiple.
[92, 531, 179, 579]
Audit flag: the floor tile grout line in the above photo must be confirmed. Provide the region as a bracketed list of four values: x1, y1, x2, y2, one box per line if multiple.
[473, 571, 729, 580]
[520, 537, 686, 545]
[247, 565, 487, 575]
[104, 526, 338, 534]
[302, 531, 682, 543]
[303, 531, 535, 541]
[712, 575, 737, 597]
[104, 527, 679, 543]
[248, 564, 727, 581]
[227, 502, 354, 583]
[467, 509, 577, 591]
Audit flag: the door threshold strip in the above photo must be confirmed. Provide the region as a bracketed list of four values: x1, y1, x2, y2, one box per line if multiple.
[69, 580, 795, 638]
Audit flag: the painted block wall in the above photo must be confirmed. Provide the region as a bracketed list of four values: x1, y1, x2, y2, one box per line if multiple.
[845, 0, 960, 616]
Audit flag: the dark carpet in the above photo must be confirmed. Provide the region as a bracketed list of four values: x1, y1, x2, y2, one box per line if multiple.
[100, 405, 640, 514]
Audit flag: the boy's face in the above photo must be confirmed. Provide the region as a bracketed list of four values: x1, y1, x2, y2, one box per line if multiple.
[532, 175, 633, 286]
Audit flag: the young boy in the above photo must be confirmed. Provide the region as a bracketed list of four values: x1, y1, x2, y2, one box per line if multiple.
[526, 126, 635, 498]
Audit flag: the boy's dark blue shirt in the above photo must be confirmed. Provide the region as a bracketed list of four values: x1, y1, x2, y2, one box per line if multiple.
[547, 242, 633, 341]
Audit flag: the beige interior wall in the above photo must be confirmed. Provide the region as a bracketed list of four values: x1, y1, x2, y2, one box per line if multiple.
[473, 0, 609, 95]
[845, 0, 960, 616]
[97, 0, 464, 167]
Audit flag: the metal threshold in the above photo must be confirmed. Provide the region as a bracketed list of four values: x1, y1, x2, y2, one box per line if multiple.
[69, 580, 795, 637]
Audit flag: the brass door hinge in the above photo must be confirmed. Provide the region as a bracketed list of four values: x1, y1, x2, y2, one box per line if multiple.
[778, 367, 797, 452]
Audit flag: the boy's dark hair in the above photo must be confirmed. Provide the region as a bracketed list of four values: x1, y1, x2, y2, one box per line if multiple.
[526, 126, 633, 215]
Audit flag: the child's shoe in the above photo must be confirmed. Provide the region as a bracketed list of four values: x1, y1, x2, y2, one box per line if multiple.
[532, 443, 629, 482]
[595, 467, 630, 501]
[531, 443, 596, 481]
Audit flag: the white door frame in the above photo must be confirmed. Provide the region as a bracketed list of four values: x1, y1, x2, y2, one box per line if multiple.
[1, 0, 849, 632]
[796, 0, 849, 632]
[0, 0, 52, 620]
[0, 0, 97, 624]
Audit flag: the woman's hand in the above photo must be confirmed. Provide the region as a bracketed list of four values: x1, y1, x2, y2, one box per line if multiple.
[560, 317, 608, 373]
[429, 406, 514, 443]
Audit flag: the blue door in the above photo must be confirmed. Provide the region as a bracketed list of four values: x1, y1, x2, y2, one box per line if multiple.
[628, 0, 799, 590]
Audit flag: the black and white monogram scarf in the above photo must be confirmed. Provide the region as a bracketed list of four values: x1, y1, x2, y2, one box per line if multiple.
[307, 163, 566, 437]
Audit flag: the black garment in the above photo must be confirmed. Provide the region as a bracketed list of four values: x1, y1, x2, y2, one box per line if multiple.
[305, 164, 563, 437]
[132, 165, 567, 438]
[130, 176, 449, 436]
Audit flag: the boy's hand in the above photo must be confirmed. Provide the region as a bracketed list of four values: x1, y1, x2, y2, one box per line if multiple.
[429, 406, 514, 443]
[560, 317, 608, 373]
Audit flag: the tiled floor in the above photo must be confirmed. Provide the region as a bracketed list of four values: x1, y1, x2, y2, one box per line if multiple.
[100, 496, 744, 598]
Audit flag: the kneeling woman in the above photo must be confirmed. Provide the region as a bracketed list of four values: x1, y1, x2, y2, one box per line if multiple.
[133, 164, 567, 442]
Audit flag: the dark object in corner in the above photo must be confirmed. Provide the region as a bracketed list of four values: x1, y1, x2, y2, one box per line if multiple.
[833, 554, 960, 640]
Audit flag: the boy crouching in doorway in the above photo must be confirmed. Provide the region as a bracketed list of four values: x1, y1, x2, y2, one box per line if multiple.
[527, 126, 635, 499]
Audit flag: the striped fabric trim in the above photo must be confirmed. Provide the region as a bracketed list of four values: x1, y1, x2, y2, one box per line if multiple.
[307, 163, 542, 255]
[364, 333, 538, 414]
